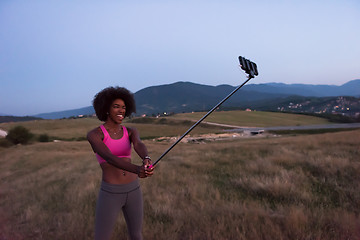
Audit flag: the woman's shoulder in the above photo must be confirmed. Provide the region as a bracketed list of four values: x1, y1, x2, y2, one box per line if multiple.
[87, 126, 103, 139]
[124, 126, 139, 136]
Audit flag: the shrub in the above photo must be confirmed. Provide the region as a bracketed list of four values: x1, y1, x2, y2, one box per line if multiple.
[129, 117, 156, 124]
[6, 126, 33, 144]
[38, 134, 50, 142]
[157, 118, 168, 124]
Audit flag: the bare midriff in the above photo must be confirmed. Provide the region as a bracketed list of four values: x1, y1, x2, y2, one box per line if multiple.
[100, 159, 137, 184]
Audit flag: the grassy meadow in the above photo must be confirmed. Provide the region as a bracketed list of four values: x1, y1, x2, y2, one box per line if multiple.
[169, 110, 330, 127]
[1, 111, 359, 239]
[0, 116, 225, 141]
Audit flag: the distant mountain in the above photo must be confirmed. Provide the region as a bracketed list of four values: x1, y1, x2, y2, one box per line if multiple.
[0, 116, 43, 123]
[242, 95, 360, 114]
[135, 80, 360, 115]
[22, 79, 360, 120]
[134, 81, 288, 115]
[33, 106, 94, 119]
[243, 79, 360, 97]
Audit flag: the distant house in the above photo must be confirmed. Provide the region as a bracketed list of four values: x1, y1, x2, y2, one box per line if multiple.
[0, 129, 7, 138]
[251, 129, 264, 135]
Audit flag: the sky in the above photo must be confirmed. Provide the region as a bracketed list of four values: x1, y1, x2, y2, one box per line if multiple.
[1, 0, 359, 116]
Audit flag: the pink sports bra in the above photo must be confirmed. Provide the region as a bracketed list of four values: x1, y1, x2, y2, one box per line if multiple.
[96, 125, 132, 164]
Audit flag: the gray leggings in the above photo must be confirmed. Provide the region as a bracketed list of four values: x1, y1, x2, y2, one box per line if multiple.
[95, 179, 143, 240]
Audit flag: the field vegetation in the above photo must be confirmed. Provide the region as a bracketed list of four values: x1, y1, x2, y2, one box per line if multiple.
[170, 110, 331, 127]
[1, 111, 359, 239]
[0, 116, 225, 141]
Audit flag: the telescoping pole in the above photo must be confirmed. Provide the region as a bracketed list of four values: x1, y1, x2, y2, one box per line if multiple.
[150, 56, 258, 168]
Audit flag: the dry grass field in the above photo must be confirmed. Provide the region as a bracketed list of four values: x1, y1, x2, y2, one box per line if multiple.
[0, 117, 225, 141]
[169, 110, 330, 127]
[1, 112, 359, 239]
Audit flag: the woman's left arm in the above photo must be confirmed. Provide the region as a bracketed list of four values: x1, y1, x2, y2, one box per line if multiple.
[128, 127, 154, 170]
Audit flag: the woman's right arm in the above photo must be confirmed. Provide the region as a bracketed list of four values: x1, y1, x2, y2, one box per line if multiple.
[87, 127, 146, 176]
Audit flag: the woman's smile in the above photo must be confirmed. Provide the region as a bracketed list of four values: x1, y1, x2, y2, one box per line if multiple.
[108, 99, 126, 123]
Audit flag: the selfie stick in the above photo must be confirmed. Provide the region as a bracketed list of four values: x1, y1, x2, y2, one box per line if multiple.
[150, 56, 258, 168]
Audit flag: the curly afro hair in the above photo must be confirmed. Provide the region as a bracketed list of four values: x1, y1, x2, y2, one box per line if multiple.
[92, 86, 136, 121]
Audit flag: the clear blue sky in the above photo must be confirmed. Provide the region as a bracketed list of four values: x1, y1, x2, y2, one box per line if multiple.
[1, 0, 359, 116]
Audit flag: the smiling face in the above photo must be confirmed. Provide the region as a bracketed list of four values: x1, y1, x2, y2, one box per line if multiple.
[107, 98, 126, 124]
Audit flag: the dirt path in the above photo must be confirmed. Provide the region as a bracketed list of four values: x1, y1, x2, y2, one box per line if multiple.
[201, 121, 256, 129]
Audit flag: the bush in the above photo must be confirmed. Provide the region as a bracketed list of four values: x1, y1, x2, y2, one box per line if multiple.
[38, 134, 50, 142]
[6, 126, 33, 144]
[129, 117, 156, 124]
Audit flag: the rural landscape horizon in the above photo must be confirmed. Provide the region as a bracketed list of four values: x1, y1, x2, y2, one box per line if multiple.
[1, 79, 359, 120]
[1, 110, 359, 239]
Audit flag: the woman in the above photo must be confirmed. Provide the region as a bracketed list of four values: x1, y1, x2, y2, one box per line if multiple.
[87, 86, 154, 240]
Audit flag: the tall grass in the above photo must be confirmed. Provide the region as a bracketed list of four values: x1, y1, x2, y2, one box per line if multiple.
[1, 128, 359, 239]
[141, 130, 360, 240]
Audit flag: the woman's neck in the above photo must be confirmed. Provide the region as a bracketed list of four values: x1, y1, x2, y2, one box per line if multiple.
[104, 121, 120, 129]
